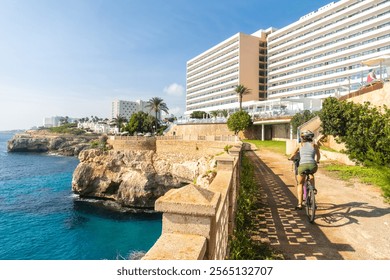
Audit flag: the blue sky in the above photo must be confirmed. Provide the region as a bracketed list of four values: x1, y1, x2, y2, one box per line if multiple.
[0, 0, 332, 130]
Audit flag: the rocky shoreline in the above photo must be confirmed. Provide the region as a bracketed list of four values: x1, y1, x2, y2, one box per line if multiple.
[72, 149, 216, 209]
[8, 131, 215, 212]
[7, 130, 217, 210]
[7, 130, 99, 156]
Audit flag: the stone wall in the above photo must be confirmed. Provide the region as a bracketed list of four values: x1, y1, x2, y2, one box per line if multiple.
[344, 82, 390, 108]
[241, 123, 292, 140]
[142, 146, 241, 260]
[339, 81, 389, 106]
[272, 123, 291, 139]
[320, 135, 346, 152]
[108, 136, 238, 160]
[166, 123, 234, 137]
[156, 139, 237, 159]
[320, 150, 355, 166]
[107, 136, 156, 151]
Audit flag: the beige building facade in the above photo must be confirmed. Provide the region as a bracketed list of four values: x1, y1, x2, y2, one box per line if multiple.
[185, 29, 272, 116]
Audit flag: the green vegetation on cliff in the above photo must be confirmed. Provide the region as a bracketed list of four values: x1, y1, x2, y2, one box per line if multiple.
[48, 123, 85, 135]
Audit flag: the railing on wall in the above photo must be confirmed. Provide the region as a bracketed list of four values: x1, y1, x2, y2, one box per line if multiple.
[110, 135, 239, 142]
[158, 135, 239, 142]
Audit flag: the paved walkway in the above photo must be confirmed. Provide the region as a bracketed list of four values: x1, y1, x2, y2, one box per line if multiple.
[246, 147, 390, 260]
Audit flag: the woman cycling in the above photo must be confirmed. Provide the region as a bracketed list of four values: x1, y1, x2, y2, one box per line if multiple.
[288, 130, 321, 210]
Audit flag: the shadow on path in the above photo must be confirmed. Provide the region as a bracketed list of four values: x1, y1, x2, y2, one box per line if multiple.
[315, 202, 390, 228]
[246, 150, 351, 260]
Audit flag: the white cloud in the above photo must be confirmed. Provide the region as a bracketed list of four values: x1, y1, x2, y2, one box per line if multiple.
[163, 83, 184, 97]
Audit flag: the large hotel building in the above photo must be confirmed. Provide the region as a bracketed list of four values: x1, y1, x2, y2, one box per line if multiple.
[185, 0, 390, 117]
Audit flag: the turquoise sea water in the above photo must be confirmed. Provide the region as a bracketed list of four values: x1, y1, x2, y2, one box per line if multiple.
[0, 132, 161, 260]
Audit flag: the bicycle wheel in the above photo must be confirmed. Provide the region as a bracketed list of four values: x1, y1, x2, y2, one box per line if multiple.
[305, 188, 316, 223]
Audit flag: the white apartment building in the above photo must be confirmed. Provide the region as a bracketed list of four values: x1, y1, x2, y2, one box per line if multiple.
[111, 100, 139, 120]
[43, 116, 78, 128]
[185, 0, 390, 117]
[111, 100, 161, 121]
[267, 0, 390, 100]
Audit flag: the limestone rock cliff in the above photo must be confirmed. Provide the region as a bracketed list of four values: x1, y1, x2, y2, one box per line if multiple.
[72, 149, 215, 209]
[7, 132, 97, 156]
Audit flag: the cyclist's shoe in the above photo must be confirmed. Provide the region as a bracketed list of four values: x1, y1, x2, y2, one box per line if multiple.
[295, 205, 303, 210]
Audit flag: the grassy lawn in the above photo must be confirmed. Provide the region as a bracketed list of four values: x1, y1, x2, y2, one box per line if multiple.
[243, 140, 286, 155]
[324, 164, 390, 202]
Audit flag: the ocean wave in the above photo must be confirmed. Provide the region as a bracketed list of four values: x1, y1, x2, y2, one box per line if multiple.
[69, 193, 80, 199]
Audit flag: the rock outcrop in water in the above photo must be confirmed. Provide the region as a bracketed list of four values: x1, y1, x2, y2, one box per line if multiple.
[72, 149, 216, 209]
[7, 131, 98, 156]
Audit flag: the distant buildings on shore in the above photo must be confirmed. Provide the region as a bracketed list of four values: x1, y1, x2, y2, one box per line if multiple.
[43, 116, 78, 128]
[77, 119, 116, 134]
[41, 99, 161, 134]
[112, 99, 160, 120]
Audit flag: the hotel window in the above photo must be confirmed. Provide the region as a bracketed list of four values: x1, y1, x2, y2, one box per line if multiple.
[362, 38, 376, 44]
[377, 10, 390, 17]
[325, 80, 335, 85]
[377, 34, 390, 40]
[378, 45, 390, 51]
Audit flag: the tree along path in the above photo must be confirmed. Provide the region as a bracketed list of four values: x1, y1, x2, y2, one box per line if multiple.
[246, 147, 390, 260]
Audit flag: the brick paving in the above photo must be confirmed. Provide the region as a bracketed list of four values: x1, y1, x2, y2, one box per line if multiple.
[246, 149, 344, 260]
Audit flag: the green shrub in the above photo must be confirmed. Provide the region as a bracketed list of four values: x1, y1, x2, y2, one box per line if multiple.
[90, 140, 99, 148]
[224, 145, 233, 153]
[48, 123, 85, 135]
[320, 97, 390, 166]
[227, 111, 252, 135]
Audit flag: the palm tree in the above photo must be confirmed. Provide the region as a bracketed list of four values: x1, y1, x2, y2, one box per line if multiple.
[210, 110, 219, 118]
[145, 97, 169, 133]
[235, 84, 251, 110]
[111, 115, 128, 133]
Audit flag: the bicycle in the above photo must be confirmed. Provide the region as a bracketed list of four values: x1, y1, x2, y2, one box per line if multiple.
[301, 169, 317, 223]
[290, 158, 317, 223]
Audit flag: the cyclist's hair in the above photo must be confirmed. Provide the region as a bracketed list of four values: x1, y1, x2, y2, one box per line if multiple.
[300, 130, 314, 142]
